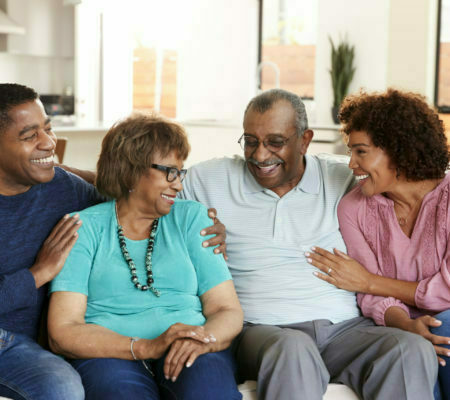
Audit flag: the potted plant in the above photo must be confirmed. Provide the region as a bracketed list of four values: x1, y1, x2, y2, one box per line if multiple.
[329, 36, 355, 124]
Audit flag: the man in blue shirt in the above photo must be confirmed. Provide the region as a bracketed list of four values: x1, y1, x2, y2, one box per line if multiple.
[0, 83, 102, 399]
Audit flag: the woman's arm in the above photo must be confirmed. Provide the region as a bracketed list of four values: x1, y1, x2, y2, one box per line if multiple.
[48, 291, 214, 360]
[308, 193, 412, 325]
[159, 203, 243, 381]
[163, 280, 243, 381]
[308, 246, 418, 306]
[384, 306, 450, 366]
[310, 192, 450, 310]
[48, 291, 133, 359]
[200, 280, 243, 350]
[415, 250, 450, 311]
[310, 192, 418, 305]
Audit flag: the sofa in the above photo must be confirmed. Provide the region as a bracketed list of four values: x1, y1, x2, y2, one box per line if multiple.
[238, 380, 359, 399]
[0, 383, 360, 400]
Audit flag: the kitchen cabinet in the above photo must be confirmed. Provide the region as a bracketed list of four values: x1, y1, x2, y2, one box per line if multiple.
[5, 0, 73, 57]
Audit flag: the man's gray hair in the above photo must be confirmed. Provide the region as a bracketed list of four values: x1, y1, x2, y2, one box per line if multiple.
[244, 89, 309, 136]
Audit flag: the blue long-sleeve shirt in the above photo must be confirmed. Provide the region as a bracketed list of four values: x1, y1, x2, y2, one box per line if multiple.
[0, 167, 102, 339]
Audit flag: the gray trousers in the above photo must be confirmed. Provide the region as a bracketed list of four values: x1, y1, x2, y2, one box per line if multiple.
[233, 317, 437, 400]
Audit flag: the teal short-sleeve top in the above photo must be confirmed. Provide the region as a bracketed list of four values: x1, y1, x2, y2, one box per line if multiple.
[50, 199, 231, 339]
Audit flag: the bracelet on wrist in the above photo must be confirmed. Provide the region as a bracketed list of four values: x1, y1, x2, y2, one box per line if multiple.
[130, 337, 141, 360]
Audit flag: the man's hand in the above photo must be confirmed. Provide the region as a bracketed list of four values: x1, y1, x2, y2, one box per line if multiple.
[406, 315, 450, 366]
[30, 214, 82, 288]
[163, 338, 211, 382]
[200, 208, 228, 261]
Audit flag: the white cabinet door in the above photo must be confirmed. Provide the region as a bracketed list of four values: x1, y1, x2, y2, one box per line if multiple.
[6, 0, 73, 57]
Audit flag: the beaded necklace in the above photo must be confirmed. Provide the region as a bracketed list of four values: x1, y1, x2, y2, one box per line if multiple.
[116, 203, 161, 296]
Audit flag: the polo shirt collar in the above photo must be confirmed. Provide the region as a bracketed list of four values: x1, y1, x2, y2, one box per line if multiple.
[243, 154, 320, 195]
[298, 154, 320, 194]
[243, 161, 264, 193]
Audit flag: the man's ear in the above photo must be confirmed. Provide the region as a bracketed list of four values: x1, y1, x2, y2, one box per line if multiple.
[300, 129, 314, 154]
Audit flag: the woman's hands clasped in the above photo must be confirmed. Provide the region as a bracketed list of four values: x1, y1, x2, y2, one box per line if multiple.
[305, 247, 372, 293]
[163, 337, 212, 382]
[135, 323, 216, 381]
[137, 323, 215, 360]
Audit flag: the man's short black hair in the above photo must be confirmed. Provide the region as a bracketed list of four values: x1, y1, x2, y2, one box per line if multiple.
[0, 83, 38, 133]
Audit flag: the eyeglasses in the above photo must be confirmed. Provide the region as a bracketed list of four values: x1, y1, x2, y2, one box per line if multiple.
[238, 132, 298, 153]
[151, 164, 187, 182]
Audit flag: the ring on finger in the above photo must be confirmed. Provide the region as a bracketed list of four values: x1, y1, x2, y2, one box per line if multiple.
[327, 267, 332, 274]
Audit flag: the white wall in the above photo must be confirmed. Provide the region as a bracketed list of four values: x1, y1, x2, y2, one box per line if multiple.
[101, 7, 133, 124]
[0, 0, 74, 93]
[74, 2, 102, 123]
[315, 0, 391, 125]
[314, 0, 439, 125]
[73, 0, 440, 129]
[76, 0, 439, 128]
[387, 0, 438, 100]
[74, 0, 258, 126]
[0, 53, 73, 94]
[7, 0, 74, 58]
[175, 0, 259, 124]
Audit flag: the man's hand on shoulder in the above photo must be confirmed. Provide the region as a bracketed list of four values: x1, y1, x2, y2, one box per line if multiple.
[30, 214, 82, 288]
[201, 208, 228, 261]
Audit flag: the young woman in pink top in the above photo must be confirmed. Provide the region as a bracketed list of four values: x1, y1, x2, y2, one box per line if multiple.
[307, 89, 450, 400]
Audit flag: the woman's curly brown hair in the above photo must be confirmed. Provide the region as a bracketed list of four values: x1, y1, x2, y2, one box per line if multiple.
[339, 88, 449, 181]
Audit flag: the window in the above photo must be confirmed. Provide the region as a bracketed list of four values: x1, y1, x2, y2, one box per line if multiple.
[436, 0, 450, 112]
[132, 41, 178, 118]
[129, 2, 181, 118]
[76, 0, 258, 124]
[259, 0, 317, 98]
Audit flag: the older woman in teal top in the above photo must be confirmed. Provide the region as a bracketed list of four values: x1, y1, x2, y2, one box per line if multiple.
[48, 114, 244, 400]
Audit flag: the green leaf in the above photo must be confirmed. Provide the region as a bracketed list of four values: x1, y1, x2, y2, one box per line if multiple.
[328, 35, 356, 108]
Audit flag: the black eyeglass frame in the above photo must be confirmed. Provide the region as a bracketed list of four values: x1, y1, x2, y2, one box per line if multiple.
[151, 164, 187, 182]
[237, 132, 299, 153]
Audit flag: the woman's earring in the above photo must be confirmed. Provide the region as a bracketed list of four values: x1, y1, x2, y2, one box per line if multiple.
[129, 188, 134, 193]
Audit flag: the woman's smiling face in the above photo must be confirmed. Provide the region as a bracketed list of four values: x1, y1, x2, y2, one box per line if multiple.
[347, 130, 399, 197]
[131, 150, 183, 218]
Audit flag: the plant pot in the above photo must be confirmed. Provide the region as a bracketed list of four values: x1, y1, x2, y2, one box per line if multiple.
[331, 106, 340, 124]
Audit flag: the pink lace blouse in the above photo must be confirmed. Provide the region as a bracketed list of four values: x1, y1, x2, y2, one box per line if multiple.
[338, 174, 450, 326]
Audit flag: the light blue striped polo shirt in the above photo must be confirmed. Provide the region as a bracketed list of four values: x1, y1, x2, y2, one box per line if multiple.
[179, 153, 360, 325]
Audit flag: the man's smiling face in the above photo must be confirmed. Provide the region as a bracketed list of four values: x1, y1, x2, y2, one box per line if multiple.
[0, 99, 56, 195]
[242, 100, 312, 197]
